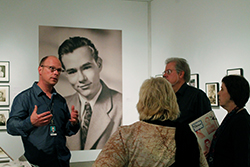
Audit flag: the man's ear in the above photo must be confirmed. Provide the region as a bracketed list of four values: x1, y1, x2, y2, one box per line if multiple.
[179, 71, 185, 79]
[38, 66, 42, 75]
[97, 57, 103, 69]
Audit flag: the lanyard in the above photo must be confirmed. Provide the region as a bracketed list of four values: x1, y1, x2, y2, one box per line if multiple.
[42, 95, 54, 124]
[42, 94, 58, 137]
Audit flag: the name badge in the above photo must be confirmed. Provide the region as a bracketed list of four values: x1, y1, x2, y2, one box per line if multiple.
[50, 125, 57, 136]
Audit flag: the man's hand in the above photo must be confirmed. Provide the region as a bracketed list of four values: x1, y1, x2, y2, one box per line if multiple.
[30, 105, 53, 127]
[69, 105, 79, 125]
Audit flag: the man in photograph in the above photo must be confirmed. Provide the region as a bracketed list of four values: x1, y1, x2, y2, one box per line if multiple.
[58, 36, 122, 150]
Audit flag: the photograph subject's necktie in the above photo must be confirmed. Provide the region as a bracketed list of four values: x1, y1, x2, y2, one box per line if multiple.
[81, 102, 92, 149]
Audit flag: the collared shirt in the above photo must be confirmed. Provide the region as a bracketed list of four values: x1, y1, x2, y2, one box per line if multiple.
[175, 82, 211, 124]
[78, 85, 102, 118]
[7, 82, 80, 167]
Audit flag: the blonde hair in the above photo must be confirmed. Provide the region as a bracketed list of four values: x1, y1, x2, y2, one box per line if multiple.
[137, 77, 180, 121]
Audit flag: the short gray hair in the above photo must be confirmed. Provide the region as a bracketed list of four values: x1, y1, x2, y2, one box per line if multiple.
[165, 57, 191, 82]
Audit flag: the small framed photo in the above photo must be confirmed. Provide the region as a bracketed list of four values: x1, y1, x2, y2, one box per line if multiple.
[189, 74, 199, 88]
[227, 68, 243, 76]
[0, 61, 10, 82]
[205, 82, 219, 107]
[0, 110, 9, 130]
[0, 146, 13, 161]
[0, 85, 9, 106]
[155, 74, 163, 78]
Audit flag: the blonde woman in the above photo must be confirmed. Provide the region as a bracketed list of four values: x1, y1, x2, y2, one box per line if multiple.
[93, 77, 208, 167]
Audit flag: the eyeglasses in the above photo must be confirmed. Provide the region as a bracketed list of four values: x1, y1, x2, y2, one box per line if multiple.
[162, 69, 176, 75]
[41, 65, 64, 73]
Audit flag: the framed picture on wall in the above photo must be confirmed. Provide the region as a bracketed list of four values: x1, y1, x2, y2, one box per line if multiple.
[155, 74, 163, 78]
[205, 82, 219, 107]
[0, 110, 9, 130]
[0, 85, 9, 106]
[188, 73, 199, 88]
[227, 68, 243, 76]
[0, 146, 13, 162]
[0, 61, 9, 82]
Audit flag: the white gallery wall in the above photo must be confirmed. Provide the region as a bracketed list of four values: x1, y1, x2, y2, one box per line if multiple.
[0, 0, 149, 161]
[151, 0, 250, 124]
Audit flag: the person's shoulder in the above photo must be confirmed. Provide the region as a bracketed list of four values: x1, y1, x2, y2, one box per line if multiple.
[14, 86, 33, 98]
[117, 122, 138, 134]
[233, 109, 250, 123]
[11, 86, 34, 106]
[119, 121, 155, 135]
[123, 121, 175, 131]
[102, 81, 122, 98]
[119, 121, 145, 129]
[109, 88, 122, 98]
[229, 109, 250, 133]
[186, 84, 207, 95]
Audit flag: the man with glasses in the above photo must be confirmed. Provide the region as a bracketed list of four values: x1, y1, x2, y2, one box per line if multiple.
[7, 55, 80, 167]
[58, 36, 122, 150]
[163, 57, 211, 124]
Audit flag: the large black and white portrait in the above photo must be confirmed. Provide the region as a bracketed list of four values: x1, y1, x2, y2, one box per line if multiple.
[39, 26, 122, 150]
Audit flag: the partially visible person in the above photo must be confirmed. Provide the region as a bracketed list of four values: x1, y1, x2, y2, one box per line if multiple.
[58, 36, 122, 150]
[163, 57, 211, 124]
[7, 56, 80, 167]
[207, 75, 250, 167]
[93, 77, 208, 167]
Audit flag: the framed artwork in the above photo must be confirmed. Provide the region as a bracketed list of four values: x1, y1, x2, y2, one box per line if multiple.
[155, 74, 163, 78]
[0, 85, 9, 106]
[205, 82, 219, 107]
[189, 74, 199, 88]
[0, 61, 10, 82]
[0, 146, 13, 162]
[227, 68, 243, 76]
[0, 110, 9, 130]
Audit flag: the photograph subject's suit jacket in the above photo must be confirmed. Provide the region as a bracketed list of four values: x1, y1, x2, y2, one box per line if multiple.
[65, 80, 122, 150]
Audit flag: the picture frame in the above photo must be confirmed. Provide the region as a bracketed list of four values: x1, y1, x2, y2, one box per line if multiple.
[155, 74, 163, 78]
[205, 82, 219, 107]
[0, 110, 9, 130]
[189, 73, 199, 88]
[0, 85, 9, 106]
[227, 68, 243, 76]
[0, 146, 13, 162]
[0, 61, 10, 82]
